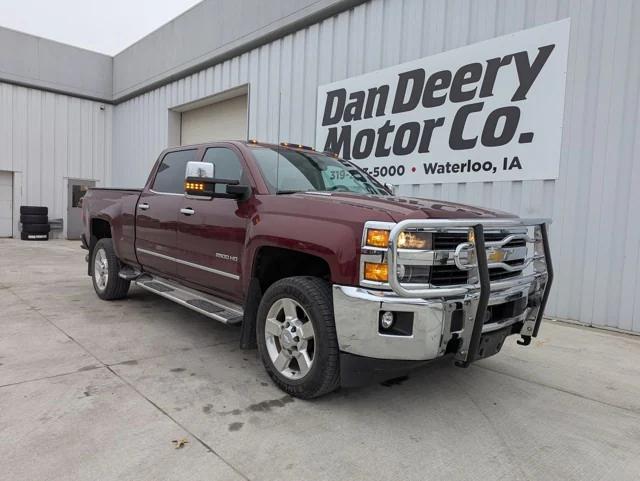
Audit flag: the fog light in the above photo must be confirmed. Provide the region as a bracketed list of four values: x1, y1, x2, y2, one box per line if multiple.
[380, 311, 395, 329]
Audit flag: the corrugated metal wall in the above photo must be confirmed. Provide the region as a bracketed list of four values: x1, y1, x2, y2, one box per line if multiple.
[112, 0, 640, 333]
[0, 82, 112, 236]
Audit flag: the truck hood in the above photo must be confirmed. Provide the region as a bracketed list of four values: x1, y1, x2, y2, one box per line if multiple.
[286, 192, 517, 222]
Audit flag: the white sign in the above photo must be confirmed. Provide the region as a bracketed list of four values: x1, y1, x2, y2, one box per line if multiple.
[315, 19, 570, 184]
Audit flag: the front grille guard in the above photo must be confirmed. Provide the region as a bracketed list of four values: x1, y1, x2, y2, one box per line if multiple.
[387, 218, 554, 366]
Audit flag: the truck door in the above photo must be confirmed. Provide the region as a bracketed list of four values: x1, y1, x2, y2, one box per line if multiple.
[175, 146, 249, 301]
[135, 149, 197, 278]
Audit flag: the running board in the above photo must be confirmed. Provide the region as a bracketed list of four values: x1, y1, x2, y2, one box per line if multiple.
[119, 265, 143, 281]
[135, 275, 243, 325]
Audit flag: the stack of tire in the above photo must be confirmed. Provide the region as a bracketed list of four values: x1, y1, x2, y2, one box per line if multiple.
[20, 206, 50, 241]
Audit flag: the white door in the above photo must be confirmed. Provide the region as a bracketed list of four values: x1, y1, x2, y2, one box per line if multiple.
[0, 171, 13, 238]
[180, 94, 248, 145]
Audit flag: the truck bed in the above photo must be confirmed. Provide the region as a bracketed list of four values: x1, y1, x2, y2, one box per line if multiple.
[82, 187, 142, 267]
[88, 187, 142, 191]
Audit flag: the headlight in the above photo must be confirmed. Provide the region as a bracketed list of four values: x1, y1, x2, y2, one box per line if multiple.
[365, 229, 432, 249]
[361, 225, 433, 286]
[397, 231, 432, 249]
[365, 229, 390, 248]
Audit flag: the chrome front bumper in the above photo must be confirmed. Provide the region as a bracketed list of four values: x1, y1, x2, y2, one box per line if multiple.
[333, 219, 553, 365]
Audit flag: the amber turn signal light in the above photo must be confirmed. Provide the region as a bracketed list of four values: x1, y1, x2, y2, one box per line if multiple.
[364, 262, 388, 282]
[366, 229, 390, 248]
[185, 181, 205, 191]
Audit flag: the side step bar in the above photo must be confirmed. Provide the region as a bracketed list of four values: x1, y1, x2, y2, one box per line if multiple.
[135, 275, 243, 325]
[119, 265, 143, 281]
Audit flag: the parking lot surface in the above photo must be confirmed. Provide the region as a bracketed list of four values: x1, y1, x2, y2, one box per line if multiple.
[1, 239, 639, 481]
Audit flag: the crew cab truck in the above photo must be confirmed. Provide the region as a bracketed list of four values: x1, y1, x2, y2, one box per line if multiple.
[82, 141, 553, 399]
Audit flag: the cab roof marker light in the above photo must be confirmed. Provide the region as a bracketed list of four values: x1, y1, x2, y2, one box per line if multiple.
[280, 142, 314, 151]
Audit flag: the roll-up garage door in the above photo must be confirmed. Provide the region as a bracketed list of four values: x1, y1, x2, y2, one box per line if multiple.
[180, 94, 248, 145]
[0, 171, 13, 237]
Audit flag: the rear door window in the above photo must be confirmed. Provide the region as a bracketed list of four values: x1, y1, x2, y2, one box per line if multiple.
[152, 149, 197, 194]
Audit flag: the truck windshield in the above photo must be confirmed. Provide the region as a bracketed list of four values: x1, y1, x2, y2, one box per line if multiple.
[249, 146, 390, 195]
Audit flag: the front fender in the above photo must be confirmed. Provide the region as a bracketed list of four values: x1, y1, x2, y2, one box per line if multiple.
[241, 213, 361, 294]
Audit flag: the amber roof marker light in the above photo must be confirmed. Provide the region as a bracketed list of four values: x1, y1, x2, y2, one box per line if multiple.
[280, 142, 314, 151]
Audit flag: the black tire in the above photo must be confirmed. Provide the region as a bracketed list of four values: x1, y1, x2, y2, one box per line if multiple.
[21, 232, 49, 241]
[257, 276, 340, 399]
[91, 238, 130, 300]
[21, 223, 51, 234]
[20, 214, 48, 224]
[20, 206, 48, 215]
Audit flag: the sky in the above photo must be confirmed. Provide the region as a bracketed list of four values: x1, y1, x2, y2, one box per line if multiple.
[0, 0, 203, 55]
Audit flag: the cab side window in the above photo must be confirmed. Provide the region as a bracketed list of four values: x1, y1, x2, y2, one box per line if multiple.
[152, 149, 197, 194]
[202, 147, 245, 193]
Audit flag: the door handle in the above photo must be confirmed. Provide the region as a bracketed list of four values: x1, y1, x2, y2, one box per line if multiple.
[180, 207, 195, 216]
[138, 203, 149, 210]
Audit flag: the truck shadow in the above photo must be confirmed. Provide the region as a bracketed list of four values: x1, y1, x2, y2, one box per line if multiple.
[122, 286, 512, 411]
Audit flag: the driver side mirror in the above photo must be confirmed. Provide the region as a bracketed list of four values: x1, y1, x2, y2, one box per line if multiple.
[184, 161, 250, 200]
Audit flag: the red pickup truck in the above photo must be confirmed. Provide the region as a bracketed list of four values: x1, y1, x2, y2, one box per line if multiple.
[82, 140, 553, 398]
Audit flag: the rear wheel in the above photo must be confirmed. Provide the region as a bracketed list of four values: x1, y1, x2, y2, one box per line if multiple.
[257, 276, 340, 399]
[91, 238, 130, 300]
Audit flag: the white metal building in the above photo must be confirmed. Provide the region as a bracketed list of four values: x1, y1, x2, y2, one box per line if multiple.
[0, 0, 639, 334]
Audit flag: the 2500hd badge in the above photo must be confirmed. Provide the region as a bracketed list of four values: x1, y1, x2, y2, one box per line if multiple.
[216, 252, 238, 262]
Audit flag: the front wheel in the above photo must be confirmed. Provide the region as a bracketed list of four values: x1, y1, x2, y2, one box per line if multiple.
[256, 277, 340, 399]
[91, 238, 130, 300]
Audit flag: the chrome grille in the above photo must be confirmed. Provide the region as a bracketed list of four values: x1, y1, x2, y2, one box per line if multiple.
[429, 264, 467, 286]
[428, 231, 525, 286]
[488, 260, 523, 281]
[433, 232, 526, 250]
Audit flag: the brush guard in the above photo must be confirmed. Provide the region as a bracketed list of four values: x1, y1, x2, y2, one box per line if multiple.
[387, 218, 554, 367]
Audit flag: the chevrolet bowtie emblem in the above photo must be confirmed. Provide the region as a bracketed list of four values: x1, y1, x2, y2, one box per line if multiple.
[487, 248, 506, 263]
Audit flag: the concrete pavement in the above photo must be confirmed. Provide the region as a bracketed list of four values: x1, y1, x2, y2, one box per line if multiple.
[1, 239, 639, 481]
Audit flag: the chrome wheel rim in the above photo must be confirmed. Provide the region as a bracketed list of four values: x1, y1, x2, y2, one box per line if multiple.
[264, 297, 315, 380]
[94, 248, 108, 291]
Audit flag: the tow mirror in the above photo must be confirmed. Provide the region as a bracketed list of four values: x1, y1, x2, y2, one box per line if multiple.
[186, 161, 214, 180]
[225, 184, 251, 200]
[184, 161, 250, 200]
[185, 161, 215, 196]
